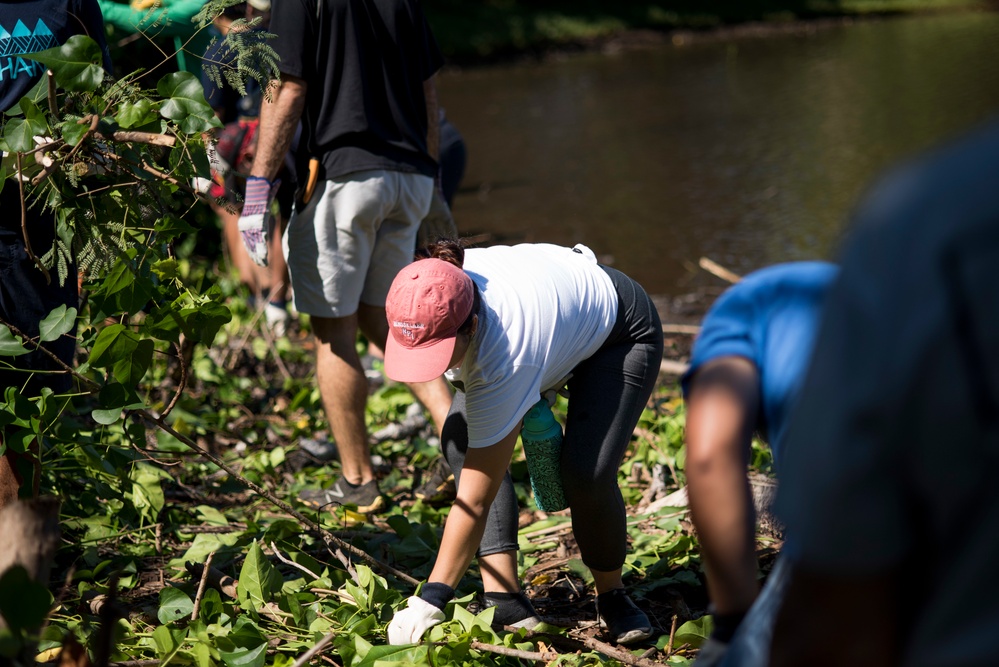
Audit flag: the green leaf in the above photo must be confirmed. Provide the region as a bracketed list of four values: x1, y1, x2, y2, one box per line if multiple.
[0, 566, 50, 632]
[197, 588, 224, 623]
[91, 407, 121, 425]
[672, 616, 714, 649]
[2, 118, 38, 153]
[152, 258, 179, 280]
[237, 541, 283, 611]
[195, 505, 229, 526]
[38, 305, 77, 342]
[60, 119, 90, 147]
[116, 99, 158, 129]
[151, 625, 187, 659]
[23, 35, 106, 92]
[4, 387, 38, 421]
[219, 642, 267, 667]
[0, 326, 29, 357]
[112, 337, 153, 386]
[128, 463, 167, 523]
[89, 324, 127, 367]
[157, 71, 222, 134]
[170, 533, 240, 568]
[158, 587, 194, 624]
[355, 644, 429, 667]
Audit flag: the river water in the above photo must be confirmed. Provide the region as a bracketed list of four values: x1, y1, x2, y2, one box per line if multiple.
[437, 11, 999, 300]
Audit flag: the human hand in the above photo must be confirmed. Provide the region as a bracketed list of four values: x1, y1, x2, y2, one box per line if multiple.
[387, 596, 446, 645]
[238, 176, 279, 266]
[416, 185, 458, 250]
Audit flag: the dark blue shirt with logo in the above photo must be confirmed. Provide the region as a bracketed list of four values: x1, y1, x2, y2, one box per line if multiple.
[0, 0, 111, 113]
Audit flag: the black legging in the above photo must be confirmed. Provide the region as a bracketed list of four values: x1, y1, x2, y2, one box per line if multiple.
[441, 265, 663, 572]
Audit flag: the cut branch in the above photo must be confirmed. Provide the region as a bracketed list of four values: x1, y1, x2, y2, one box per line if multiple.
[469, 641, 558, 662]
[15, 152, 51, 284]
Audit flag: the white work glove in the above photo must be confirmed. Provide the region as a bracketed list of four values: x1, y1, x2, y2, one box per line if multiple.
[238, 176, 280, 267]
[387, 595, 445, 645]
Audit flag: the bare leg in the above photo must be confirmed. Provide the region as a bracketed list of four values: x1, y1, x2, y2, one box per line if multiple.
[479, 551, 521, 594]
[268, 216, 290, 303]
[312, 313, 373, 485]
[591, 568, 625, 595]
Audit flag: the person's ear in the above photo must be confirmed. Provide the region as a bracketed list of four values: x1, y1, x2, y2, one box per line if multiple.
[469, 314, 478, 338]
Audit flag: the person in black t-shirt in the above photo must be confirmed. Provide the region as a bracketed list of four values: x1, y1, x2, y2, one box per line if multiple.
[201, 0, 295, 335]
[239, 0, 453, 515]
[0, 0, 111, 509]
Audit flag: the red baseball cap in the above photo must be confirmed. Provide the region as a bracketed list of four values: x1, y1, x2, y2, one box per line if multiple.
[384, 259, 475, 383]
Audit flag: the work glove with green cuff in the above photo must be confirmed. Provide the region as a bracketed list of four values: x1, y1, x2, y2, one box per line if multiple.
[387, 582, 453, 645]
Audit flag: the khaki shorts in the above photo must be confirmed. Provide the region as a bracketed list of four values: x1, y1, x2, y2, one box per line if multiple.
[283, 169, 433, 318]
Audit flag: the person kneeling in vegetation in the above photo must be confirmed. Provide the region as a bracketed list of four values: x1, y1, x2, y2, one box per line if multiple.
[681, 261, 837, 666]
[383, 239, 663, 645]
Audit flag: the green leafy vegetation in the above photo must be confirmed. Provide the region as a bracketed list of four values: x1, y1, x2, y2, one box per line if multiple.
[0, 3, 793, 664]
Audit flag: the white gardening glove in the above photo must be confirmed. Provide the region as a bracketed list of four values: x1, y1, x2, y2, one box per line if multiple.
[238, 176, 280, 267]
[387, 595, 446, 645]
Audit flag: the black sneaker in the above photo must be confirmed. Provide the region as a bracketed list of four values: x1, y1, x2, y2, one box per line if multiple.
[413, 458, 456, 504]
[299, 436, 338, 461]
[299, 478, 385, 514]
[481, 591, 542, 629]
[596, 589, 653, 644]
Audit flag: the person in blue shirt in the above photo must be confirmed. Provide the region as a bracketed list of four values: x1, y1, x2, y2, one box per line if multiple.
[680, 261, 837, 666]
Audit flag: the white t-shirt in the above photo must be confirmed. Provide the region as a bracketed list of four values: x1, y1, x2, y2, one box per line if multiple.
[445, 244, 618, 448]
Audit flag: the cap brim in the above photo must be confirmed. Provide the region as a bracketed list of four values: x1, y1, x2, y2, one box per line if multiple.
[384, 331, 457, 384]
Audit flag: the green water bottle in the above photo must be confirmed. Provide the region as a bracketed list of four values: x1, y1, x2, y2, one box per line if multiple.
[520, 399, 568, 512]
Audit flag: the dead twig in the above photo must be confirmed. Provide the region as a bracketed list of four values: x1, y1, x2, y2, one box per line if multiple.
[160, 342, 188, 419]
[662, 323, 701, 335]
[469, 641, 558, 662]
[184, 562, 238, 599]
[191, 551, 215, 620]
[290, 630, 336, 667]
[698, 256, 742, 284]
[666, 613, 678, 656]
[15, 152, 51, 284]
[270, 540, 321, 580]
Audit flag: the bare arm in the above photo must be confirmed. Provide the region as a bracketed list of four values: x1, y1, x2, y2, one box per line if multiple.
[251, 75, 308, 182]
[428, 428, 519, 588]
[424, 75, 440, 163]
[684, 356, 761, 616]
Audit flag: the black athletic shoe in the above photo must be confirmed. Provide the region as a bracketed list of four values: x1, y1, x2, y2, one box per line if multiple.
[596, 589, 653, 644]
[481, 591, 542, 629]
[413, 457, 456, 504]
[299, 477, 385, 514]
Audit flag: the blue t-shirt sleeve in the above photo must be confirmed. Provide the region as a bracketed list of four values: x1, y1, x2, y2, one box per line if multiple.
[681, 286, 759, 398]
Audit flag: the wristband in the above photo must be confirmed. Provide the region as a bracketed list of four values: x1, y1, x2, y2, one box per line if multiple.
[419, 582, 455, 611]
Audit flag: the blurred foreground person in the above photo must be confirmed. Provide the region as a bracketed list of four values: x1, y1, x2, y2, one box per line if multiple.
[0, 0, 112, 509]
[772, 119, 999, 666]
[681, 262, 837, 667]
[383, 240, 663, 646]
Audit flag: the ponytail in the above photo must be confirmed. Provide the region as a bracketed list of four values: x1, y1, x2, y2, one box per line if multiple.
[418, 238, 465, 268]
